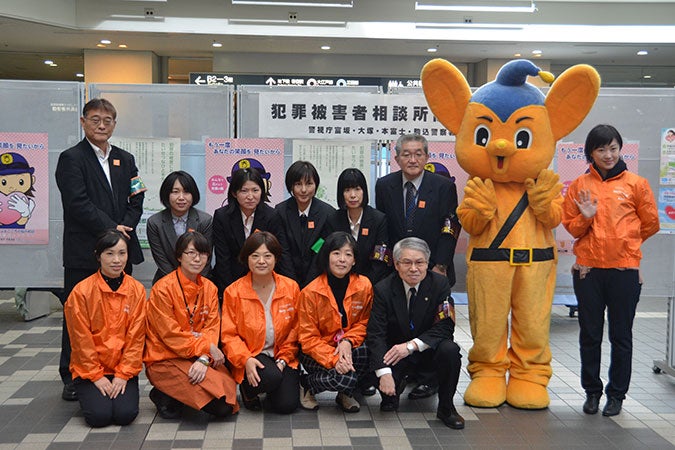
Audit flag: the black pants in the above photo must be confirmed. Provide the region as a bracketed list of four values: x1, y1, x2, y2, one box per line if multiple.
[240, 354, 300, 414]
[60, 264, 133, 385]
[385, 340, 461, 410]
[573, 268, 641, 400]
[74, 376, 139, 427]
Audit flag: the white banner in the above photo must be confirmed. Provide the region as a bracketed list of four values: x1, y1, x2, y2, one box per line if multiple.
[259, 92, 453, 141]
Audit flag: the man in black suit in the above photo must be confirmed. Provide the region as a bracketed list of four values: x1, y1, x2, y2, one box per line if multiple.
[367, 237, 464, 429]
[375, 133, 460, 399]
[55, 98, 145, 401]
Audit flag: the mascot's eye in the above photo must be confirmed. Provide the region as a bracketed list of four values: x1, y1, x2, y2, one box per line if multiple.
[515, 128, 532, 149]
[19, 179, 25, 186]
[474, 125, 490, 147]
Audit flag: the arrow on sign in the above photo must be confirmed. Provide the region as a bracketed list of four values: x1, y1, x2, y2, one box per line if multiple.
[265, 77, 276, 85]
[194, 76, 205, 85]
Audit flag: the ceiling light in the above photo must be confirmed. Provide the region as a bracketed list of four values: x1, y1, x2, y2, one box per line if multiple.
[416, 22, 523, 30]
[514, 53, 521, 57]
[637, 50, 648, 56]
[76, 73, 84, 78]
[212, 41, 223, 47]
[50, 63, 58, 67]
[427, 47, 438, 53]
[232, 0, 353, 7]
[643, 75, 652, 79]
[44, 60, 54, 65]
[96, 43, 106, 48]
[415, 1, 536, 13]
[228, 18, 346, 26]
[531, 49, 542, 55]
[321, 45, 331, 50]
[100, 39, 112, 45]
[118, 44, 128, 48]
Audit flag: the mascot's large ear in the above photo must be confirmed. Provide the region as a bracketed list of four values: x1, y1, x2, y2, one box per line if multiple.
[545, 64, 601, 141]
[421, 59, 472, 134]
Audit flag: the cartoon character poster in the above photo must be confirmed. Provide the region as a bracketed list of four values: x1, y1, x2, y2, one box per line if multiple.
[660, 128, 675, 185]
[204, 138, 285, 216]
[388, 139, 469, 253]
[0, 132, 49, 244]
[555, 140, 639, 252]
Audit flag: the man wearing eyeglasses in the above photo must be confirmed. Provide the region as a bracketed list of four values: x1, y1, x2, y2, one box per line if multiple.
[55, 98, 145, 402]
[366, 237, 464, 429]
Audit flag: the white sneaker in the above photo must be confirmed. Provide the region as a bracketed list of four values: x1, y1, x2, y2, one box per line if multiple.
[300, 385, 319, 411]
[336, 392, 360, 413]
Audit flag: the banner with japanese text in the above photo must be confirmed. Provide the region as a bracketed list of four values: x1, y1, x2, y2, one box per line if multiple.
[205, 138, 285, 215]
[259, 92, 452, 141]
[0, 132, 49, 244]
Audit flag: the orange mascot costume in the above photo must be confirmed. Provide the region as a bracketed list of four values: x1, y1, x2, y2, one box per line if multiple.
[421, 59, 600, 409]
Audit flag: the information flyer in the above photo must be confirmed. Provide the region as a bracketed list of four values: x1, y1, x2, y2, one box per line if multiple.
[111, 137, 181, 247]
[0, 132, 49, 245]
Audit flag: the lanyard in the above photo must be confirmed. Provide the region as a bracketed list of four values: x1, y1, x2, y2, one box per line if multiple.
[176, 271, 200, 326]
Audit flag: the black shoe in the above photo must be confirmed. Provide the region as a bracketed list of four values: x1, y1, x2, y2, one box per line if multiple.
[583, 392, 601, 414]
[602, 397, 623, 417]
[408, 384, 438, 400]
[436, 405, 465, 430]
[62, 383, 78, 401]
[149, 388, 182, 419]
[360, 385, 377, 397]
[380, 394, 400, 412]
[240, 386, 262, 411]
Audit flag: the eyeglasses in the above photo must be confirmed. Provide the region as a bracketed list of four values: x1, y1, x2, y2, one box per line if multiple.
[397, 259, 428, 269]
[183, 250, 209, 259]
[85, 116, 115, 126]
[398, 151, 426, 160]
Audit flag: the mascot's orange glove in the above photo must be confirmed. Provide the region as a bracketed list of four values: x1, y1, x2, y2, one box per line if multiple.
[459, 177, 498, 235]
[524, 169, 563, 228]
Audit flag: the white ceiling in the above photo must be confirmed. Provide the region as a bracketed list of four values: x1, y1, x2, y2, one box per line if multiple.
[1, 0, 674, 84]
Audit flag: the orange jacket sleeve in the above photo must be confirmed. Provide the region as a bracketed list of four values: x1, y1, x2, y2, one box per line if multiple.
[297, 285, 339, 369]
[341, 276, 373, 348]
[273, 278, 300, 367]
[65, 283, 105, 382]
[220, 282, 255, 374]
[637, 178, 660, 241]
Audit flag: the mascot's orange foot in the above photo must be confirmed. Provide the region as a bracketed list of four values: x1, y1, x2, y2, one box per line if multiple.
[506, 377, 550, 410]
[464, 377, 506, 408]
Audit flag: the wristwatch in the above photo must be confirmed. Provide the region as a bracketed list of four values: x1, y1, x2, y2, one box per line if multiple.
[406, 341, 415, 355]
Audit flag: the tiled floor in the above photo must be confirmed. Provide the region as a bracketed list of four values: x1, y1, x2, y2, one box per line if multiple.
[1, 294, 674, 449]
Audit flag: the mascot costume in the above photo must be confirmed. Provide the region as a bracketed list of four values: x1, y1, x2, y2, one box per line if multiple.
[421, 59, 600, 409]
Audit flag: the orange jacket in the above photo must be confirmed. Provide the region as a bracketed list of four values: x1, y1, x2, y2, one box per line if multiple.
[297, 273, 373, 369]
[65, 272, 146, 382]
[144, 269, 220, 365]
[562, 164, 659, 268]
[221, 272, 300, 383]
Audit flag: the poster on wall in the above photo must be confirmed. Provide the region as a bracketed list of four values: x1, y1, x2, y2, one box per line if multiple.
[292, 139, 371, 208]
[110, 137, 181, 247]
[388, 139, 469, 253]
[660, 127, 675, 185]
[555, 140, 640, 252]
[204, 138, 285, 216]
[658, 187, 675, 234]
[0, 132, 49, 245]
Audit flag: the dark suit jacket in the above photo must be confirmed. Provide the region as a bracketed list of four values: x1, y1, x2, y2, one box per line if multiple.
[146, 207, 213, 284]
[375, 170, 460, 286]
[55, 138, 144, 270]
[367, 271, 455, 373]
[275, 197, 334, 288]
[212, 202, 292, 294]
[325, 205, 391, 285]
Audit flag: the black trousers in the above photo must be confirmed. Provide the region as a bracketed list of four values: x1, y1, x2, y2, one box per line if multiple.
[385, 340, 461, 410]
[240, 354, 300, 414]
[573, 268, 641, 400]
[74, 376, 139, 427]
[60, 264, 133, 385]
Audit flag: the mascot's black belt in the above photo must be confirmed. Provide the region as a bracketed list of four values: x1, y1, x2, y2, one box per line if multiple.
[470, 247, 555, 266]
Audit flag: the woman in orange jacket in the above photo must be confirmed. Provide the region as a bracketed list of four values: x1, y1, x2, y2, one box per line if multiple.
[221, 231, 301, 413]
[65, 230, 146, 427]
[297, 231, 373, 413]
[145, 231, 238, 419]
[562, 124, 659, 418]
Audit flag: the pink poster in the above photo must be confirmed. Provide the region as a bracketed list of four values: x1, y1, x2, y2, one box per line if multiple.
[204, 138, 285, 216]
[388, 140, 469, 253]
[0, 133, 49, 244]
[555, 141, 639, 253]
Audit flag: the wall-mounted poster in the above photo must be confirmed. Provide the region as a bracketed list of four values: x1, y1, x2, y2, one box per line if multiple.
[660, 127, 675, 185]
[110, 137, 181, 247]
[658, 187, 675, 234]
[205, 138, 285, 216]
[0, 132, 49, 245]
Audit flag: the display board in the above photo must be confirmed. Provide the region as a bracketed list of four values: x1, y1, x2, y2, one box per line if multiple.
[0, 80, 83, 289]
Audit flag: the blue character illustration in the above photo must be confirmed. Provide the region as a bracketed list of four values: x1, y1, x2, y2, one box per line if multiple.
[0, 152, 36, 229]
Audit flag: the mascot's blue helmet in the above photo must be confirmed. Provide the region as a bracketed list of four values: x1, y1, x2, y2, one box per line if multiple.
[470, 59, 552, 122]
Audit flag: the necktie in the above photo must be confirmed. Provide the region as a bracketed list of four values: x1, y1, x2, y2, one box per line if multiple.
[299, 213, 308, 247]
[408, 287, 417, 330]
[405, 181, 417, 231]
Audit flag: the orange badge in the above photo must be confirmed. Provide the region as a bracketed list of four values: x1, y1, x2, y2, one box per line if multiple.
[418, 200, 426, 208]
[308, 221, 315, 229]
[361, 228, 369, 236]
[113, 159, 121, 166]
